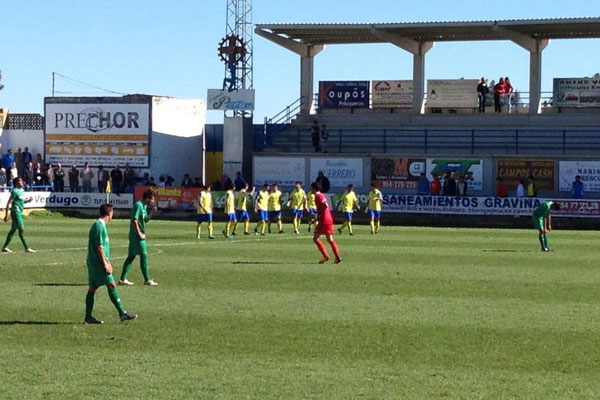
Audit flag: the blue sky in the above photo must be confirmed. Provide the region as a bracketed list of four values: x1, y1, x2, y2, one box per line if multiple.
[1, 0, 599, 123]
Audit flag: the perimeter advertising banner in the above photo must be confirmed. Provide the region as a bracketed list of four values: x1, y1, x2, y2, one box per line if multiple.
[372, 80, 413, 108]
[253, 156, 306, 186]
[426, 159, 483, 190]
[310, 158, 363, 188]
[135, 186, 199, 210]
[559, 161, 600, 192]
[426, 79, 479, 108]
[371, 157, 425, 189]
[553, 78, 600, 108]
[0, 192, 133, 209]
[496, 159, 555, 191]
[380, 195, 600, 218]
[318, 81, 369, 109]
[207, 89, 255, 111]
[45, 101, 150, 167]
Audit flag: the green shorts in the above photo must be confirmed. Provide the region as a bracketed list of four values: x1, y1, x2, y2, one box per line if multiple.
[128, 239, 148, 257]
[11, 213, 24, 230]
[532, 216, 544, 230]
[87, 263, 116, 288]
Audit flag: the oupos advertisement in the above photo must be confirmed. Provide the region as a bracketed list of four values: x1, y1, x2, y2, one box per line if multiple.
[0, 192, 133, 209]
[310, 158, 363, 188]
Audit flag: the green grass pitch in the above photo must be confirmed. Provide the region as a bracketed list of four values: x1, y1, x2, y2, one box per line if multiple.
[1, 215, 600, 399]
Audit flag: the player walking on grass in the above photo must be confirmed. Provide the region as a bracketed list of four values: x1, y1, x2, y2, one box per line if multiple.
[196, 186, 215, 239]
[267, 183, 284, 234]
[287, 181, 306, 234]
[365, 183, 383, 234]
[232, 183, 253, 235]
[2, 177, 35, 253]
[119, 189, 158, 286]
[337, 184, 360, 236]
[306, 189, 318, 232]
[85, 204, 136, 324]
[311, 182, 342, 264]
[254, 183, 269, 236]
[222, 184, 236, 238]
[533, 200, 560, 252]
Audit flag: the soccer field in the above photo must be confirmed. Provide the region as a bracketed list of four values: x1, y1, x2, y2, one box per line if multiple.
[1, 215, 600, 399]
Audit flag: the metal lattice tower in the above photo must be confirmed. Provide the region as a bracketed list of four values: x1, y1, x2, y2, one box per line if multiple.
[220, 0, 253, 116]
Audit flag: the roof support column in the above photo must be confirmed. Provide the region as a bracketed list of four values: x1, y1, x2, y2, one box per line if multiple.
[528, 40, 548, 115]
[370, 27, 433, 114]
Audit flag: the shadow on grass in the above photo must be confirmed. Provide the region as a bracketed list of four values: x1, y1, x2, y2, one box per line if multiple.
[33, 283, 87, 287]
[0, 321, 72, 325]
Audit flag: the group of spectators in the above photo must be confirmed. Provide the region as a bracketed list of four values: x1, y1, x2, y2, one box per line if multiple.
[417, 172, 472, 197]
[477, 76, 514, 113]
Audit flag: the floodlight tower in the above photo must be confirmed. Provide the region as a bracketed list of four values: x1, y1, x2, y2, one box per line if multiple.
[218, 0, 253, 117]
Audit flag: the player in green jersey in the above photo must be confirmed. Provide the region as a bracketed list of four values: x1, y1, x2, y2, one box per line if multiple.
[2, 177, 35, 253]
[85, 204, 137, 324]
[119, 189, 158, 286]
[532, 200, 560, 252]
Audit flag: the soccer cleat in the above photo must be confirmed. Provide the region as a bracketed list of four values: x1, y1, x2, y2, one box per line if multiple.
[144, 280, 158, 286]
[209, 235, 215, 240]
[260, 233, 266, 236]
[349, 233, 354, 236]
[244, 232, 250, 235]
[337, 228, 342, 235]
[231, 232, 237, 236]
[2, 248, 13, 253]
[25, 248, 36, 253]
[334, 258, 342, 264]
[279, 230, 284, 234]
[84, 317, 104, 324]
[222, 230, 229, 238]
[542, 248, 553, 252]
[118, 279, 135, 286]
[318, 257, 330, 264]
[120, 312, 138, 321]
[294, 229, 299, 235]
[308, 226, 311, 232]
[196, 235, 201, 240]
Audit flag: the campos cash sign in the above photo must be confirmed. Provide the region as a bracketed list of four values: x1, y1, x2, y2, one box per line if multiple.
[497, 159, 555, 191]
[372, 80, 413, 108]
[426, 79, 479, 108]
[553, 78, 600, 108]
[426, 159, 483, 191]
[310, 158, 363, 188]
[318, 81, 369, 109]
[559, 161, 600, 192]
[45, 102, 150, 168]
[253, 156, 305, 186]
[371, 158, 425, 189]
[0, 192, 133, 209]
[207, 89, 255, 111]
[381, 195, 600, 218]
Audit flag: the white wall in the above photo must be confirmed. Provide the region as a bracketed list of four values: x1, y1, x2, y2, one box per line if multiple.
[0, 128, 44, 158]
[150, 97, 206, 184]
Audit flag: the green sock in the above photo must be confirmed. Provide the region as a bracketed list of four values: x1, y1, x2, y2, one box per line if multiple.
[543, 235, 549, 249]
[140, 253, 150, 282]
[3, 229, 15, 248]
[18, 230, 29, 249]
[121, 255, 136, 280]
[538, 235, 545, 250]
[85, 291, 95, 319]
[108, 287, 126, 316]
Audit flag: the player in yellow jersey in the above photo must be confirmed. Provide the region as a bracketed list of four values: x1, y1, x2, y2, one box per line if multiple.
[365, 182, 383, 234]
[337, 184, 360, 236]
[286, 181, 307, 234]
[267, 183, 284, 234]
[232, 183, 254, 235]
[196, 186, 215, 239]
[254, 183, 270, 236]
[222, 184, 236, 238]
[306, 190, 318, 232]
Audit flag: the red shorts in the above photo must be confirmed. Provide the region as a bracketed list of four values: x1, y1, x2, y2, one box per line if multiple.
[315, 222, 334, 235]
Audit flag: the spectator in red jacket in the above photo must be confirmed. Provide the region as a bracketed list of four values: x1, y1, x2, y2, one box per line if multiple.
[429, 174, 441, 196]
[496, 177, 508, 198]
[493, 77, 506, 113]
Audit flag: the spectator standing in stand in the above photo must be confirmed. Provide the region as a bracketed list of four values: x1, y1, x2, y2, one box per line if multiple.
[0, 168, 7, 191]
[430, 174, 441, 195]
[316, 171, 331, 194]
[504, 77, 514, 113]
[311, 120, 321, 153]
[23, 162, 34, 189]
[476, 77, 489, 113]
[97, 166, 109, 193]
[417, 173, 430, 195]
[320, 124, 329, 153]
[516, 179, 526, 197]
[53, 163, 65, 192]
[22, 147, 32, 166]
[43, 163, 54, 190]
[496, 177, 508, 198]
[69, 164, 80, 192]
[81, 162, 94, 193]
[14, 147, 24, 178]
[123, 163, 136, 192]
[220, 174, 232, 191]
[9, 162, 18, 181]
[442, 172, 456, 196]
[527, 175, 538, 198]
[33, 163, 43, 190]
[158, 176, 166, 187]
[181, 173, 193, 187]
[493, 77, 506, 113]
[2, 148, 14, 171]
[234, 171, 245, 191]
[572, 175, 584, 199]
[456, 175, 468, 197]
[111, 165, 123, 194]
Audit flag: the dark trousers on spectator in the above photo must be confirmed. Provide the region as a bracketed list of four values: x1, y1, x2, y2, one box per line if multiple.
[70, 183, 80, 192]
[82, 183, 93, 193]
[478, 94, 486, 113]
[494, 95, 502, 113]
[98, 182, 106, 193]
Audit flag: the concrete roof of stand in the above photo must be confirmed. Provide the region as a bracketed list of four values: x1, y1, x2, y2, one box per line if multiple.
[255, 18, 600, 45]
